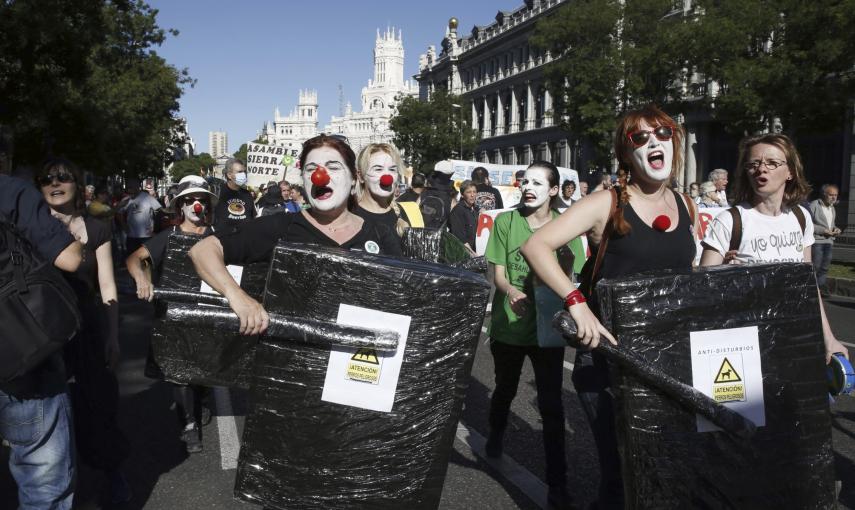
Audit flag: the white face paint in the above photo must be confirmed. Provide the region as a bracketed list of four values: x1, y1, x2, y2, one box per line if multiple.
[181, 197, 207, 223]
[520, 167, 556, 210]
[363, 151, 398, 199]
[302, 146, 354, 212]
[629, 119, 674, 183]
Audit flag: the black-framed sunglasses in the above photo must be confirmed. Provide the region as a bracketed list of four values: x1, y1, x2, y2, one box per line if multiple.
[37, 172, 75, 187]
[626, 125, 674, 148]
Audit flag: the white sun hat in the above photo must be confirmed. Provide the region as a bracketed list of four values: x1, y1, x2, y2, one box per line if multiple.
[174, 175, 218, 206]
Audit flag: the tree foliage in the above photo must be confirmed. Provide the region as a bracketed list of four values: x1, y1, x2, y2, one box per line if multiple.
[532, 0, 855, 165]
[532, 0, 688, 168]
[390, 90, 479, 173]
[169, 152, 215, 182]
[0, 0, 192, 177]
[688, 0, 855, 136]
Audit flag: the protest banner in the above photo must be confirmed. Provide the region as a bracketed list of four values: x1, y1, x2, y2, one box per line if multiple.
[438, 160, 581, 202]
[245, 141, 298, 189]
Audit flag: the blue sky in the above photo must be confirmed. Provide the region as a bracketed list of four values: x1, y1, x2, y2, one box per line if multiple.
[147, 0, 521, 155]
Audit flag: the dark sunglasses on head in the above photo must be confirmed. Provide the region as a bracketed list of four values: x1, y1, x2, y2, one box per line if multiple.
[627, 125, 674, 148]
[38, 172, 75, 187]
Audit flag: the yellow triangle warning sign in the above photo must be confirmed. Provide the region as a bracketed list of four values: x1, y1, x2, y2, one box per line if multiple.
[713, 357, 742, 384]
[351, 349, 379, 365]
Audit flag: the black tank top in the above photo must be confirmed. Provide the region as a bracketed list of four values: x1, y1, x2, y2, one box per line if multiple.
[597, 190, 696, 282]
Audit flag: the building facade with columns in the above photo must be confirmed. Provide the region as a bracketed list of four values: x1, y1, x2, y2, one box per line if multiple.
[262, 89, 320, 157]
[324, 28, 418, 156]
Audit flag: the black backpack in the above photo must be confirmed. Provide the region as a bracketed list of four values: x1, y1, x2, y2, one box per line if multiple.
[418, 188, 452, 229]
[0, 214, 81, 381]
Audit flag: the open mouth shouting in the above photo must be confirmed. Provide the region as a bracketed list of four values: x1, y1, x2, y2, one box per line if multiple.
[313, 186, 334, 200]
[523, 192, 537, 203]
[647, 150, 665, 170]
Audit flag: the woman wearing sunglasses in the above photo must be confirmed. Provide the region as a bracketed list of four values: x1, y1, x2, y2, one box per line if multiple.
[521, 104, 699, 509]
[700, 134, 848, 363]
[126, 175, 217, 454]
[36, 159, 131, 504]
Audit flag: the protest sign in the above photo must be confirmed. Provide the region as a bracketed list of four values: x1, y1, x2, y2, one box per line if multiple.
[245, 141, 298, 189]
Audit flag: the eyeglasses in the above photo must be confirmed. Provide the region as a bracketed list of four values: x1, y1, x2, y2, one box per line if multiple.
[744, 159, 787, 171]
[38, 172, 75, 187]
[627, 126, 674, 147]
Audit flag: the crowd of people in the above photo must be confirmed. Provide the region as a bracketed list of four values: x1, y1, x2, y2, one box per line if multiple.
[0, 104, 850, 509]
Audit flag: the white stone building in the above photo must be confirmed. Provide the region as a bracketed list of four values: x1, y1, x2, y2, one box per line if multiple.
[324, 28, 418, 155]
[263, 89, 320, 158]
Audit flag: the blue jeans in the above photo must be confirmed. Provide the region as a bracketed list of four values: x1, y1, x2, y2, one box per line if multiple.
[812, 243, 834, 288]
[0, 390, 75, 510]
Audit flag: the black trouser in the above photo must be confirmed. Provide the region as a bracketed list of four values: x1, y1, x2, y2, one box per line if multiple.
[489, 341, 566, 487]
[571, 350, 624, 509]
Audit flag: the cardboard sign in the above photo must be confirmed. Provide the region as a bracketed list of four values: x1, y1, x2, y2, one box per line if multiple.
[245, 141, 298, 189]
[474, 207, 515, 256]
[690, 326, 765, 432]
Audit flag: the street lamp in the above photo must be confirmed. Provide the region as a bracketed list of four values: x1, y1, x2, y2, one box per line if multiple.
[451, 103, 462, 160]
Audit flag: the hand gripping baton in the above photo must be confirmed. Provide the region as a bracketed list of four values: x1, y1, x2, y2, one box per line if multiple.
[552, 311, 756, 439]
[154, 288, 399, 351]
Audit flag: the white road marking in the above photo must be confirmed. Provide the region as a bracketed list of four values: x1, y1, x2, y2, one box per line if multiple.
[454, 422, 548, 509]
[563, 360, 574, 371]
[842, 341, 855, 349]
[213, 386, 241, 470]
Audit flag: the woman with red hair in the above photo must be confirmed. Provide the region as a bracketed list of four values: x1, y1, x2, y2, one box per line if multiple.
[522, 105, 699, 508]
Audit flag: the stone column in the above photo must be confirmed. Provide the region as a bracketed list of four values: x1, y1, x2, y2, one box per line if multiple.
[525, 82, 535, 131]
[684, 125, 698, 190]
[483, 96, 491, 138]
[510, 87, 519, 134]
[543, 89, 553, 127]
[495, 93, 505, 136]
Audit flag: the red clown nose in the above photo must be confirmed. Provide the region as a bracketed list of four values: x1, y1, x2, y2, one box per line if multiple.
[311, 166, 330, 187]
[652, 215, 671, 232]
[513, 181, 521, 188]
[379, 174, 394, 187]
[193, 203, 203, 214]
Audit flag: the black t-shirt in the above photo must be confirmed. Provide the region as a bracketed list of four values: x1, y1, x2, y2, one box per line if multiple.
[398, 189, 420, 203]
[215, 211, 403, 265]
[448, 202, 479, 248]
[66, 216, 112, 297]
[143, 226, 212, 281]
[352, 205, 399, 239]
[214, 186, 257, 229]
[474, 184, 504, 211]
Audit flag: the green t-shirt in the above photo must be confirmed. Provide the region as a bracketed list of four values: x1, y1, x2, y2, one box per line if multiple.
[485, 209, 585, 345]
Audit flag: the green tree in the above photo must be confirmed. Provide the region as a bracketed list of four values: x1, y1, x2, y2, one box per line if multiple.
[0, 0, 192, 177]
[531, 0, 689, 168]
[169, 152, 215, 182]
[390, 90, 479, 173]
[688, 0, 855, 136]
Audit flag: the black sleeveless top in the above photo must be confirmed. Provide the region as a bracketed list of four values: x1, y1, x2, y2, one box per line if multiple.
[597, 190, 696, 283]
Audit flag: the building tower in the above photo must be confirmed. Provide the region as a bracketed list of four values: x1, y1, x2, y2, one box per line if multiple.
[364, 28, 405, 112]
[297, 89, 318, 131]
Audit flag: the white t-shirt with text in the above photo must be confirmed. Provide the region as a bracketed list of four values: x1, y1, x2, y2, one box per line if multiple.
[702, 203, 814, 264]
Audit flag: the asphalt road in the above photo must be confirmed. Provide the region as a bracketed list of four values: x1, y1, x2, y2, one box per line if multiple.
[2, 277, 855, 509]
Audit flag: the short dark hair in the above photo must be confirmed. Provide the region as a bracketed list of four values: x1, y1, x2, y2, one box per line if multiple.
[471, 166, 489, 184]
[562, 179, 575, 189]
[411, 173, 426, 189]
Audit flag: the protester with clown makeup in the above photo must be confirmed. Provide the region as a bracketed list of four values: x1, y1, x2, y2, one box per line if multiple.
[522, 105, 699, 509]
[484, 161, 583, 510]
[189, 134, 402, 337]
[127, 175, 219, 454]
[353, 142, 410, 237]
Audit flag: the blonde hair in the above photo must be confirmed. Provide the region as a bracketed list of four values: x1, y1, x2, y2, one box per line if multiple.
[355, 143, 405, 201]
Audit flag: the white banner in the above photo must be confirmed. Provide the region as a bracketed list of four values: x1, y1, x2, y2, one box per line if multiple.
[439, 160, 581, 203]
[245, 142, 298, 189]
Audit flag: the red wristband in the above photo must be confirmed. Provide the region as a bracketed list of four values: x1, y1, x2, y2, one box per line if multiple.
[564, 289, 586, 309]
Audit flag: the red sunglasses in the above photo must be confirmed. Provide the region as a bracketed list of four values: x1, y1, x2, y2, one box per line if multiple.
[627, 125, 674, 148]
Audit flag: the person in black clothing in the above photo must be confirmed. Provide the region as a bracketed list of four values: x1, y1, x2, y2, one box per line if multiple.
[0, 173, 83, 510]
[190, 134, 402, 337]
[214, 158, 256, 229]
[353, 142, 409, 236]
[522, 105, 699, 509]
[127, 175, 217, 454]
[398, 172, 425, 203]
[37, 158, 131, 504]
[471, 166, 504, 211]
[448, 180, 479, 253]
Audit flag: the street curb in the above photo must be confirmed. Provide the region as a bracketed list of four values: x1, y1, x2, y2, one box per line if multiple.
[828, 277, 855, 298]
